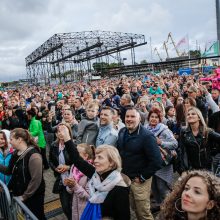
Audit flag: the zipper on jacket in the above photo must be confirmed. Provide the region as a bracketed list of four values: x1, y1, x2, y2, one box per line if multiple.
[191, 137, 202, 167]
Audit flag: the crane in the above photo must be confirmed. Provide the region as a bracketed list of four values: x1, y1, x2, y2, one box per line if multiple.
[154, 47, 162, 61]
[166, 32, 181, 57]
[163, 41, 169, 58]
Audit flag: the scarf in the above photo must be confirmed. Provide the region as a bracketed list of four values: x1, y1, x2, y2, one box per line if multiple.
[147, 123, 163, 135]
[88, 170, 122, 204]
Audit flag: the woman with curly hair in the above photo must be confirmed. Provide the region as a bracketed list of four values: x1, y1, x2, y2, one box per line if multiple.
[157, 170, 220, 220]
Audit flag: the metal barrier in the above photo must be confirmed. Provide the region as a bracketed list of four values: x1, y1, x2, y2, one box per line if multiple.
[12, 197, 38, 220]
[0, 180, 13, 220]
[213, 153, 220, 177]
[0, 180, 38, 220]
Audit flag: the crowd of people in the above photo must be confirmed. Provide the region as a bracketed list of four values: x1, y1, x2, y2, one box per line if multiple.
[0, 69, 220, 220]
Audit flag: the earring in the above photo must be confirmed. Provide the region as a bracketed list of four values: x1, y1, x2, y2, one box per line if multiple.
[175, 198, 185, 213]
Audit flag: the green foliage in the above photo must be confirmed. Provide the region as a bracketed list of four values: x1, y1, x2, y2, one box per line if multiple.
[140, 59, 148, 64]
[189, 50, 201, 58]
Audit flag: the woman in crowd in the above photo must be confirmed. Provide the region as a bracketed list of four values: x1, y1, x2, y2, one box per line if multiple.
[179, 107, 220, 173]
[165, 106, 176, 132]
[27, 108, 49, 169]
[150, 100, 167, 124]
[183, 97, 196, 113]
[64, 143, 95, 220]
[58, 124, 130, 220]
[157, 170, 220, 220]
[48, 108, 78, 140]
[2, 107, 20, 130]
[49, 123, 73, 220]
[0, 128, 46, 219]
[0, 129, 13, 185]
[146, 108, 178, 212]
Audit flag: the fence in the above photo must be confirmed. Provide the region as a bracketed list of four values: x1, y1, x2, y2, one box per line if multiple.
[213, 153, 220, 177]
[0, 180, 38, 220]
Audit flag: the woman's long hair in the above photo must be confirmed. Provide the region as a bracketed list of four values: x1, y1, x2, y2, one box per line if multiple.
[175, 103, 186, 126]
[0, 131, 8, 151]
[11, 128, 40, 151]
[186, 107, 209, 138]
[160, 170, 220, 220]
[55, 123, 73, 143]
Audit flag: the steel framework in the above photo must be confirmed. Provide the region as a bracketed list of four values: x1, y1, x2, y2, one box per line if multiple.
[25, 30, 147, 84]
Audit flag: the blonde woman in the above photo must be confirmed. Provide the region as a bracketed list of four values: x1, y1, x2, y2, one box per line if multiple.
[58, 124, 130, 220]
[179, 107, 220, 174]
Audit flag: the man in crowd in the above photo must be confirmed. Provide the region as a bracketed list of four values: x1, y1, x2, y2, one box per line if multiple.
[96, 107, 118, 147]
[212, 88, 220, 106]
[117, 108, 162, 220]
[119, 93, 133, 123]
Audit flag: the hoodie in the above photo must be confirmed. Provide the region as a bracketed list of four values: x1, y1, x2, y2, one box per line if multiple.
[0, 129, 13, 185]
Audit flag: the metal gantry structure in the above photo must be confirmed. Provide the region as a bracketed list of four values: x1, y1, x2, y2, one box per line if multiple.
[25, 30, 147, 84]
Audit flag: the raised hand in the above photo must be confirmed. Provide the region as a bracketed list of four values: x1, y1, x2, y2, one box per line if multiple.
[58, 125, 71, 142]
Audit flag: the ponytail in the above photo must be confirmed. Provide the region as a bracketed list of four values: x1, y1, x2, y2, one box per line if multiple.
[11, 128, 40, 152]
[89, 145, 96, 160]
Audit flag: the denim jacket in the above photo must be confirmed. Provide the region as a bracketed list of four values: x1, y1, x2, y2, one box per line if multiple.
[96, 124, 118, 147]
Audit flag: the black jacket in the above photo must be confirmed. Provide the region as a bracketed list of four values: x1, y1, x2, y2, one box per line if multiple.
[2, 116, 20, 130]
[179, 127, 220, 172]
[49, 141, 73, 171]
[74, 107, 86, 122]
[117, 124, 163, 180]
[196, 96, 208, 120]
[13, 105, 28, 129]
[64, 140, 130, 220]
[208, 111, 220, 133]
[6, 148, 45, 197]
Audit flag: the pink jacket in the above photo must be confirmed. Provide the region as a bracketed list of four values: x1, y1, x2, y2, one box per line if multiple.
[200, 68, 220, 90]
[66, 167, 90, 220]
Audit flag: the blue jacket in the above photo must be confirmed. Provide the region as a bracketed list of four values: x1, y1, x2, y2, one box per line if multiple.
[117, 124, 162, 180]
[0, 150, 12, 185]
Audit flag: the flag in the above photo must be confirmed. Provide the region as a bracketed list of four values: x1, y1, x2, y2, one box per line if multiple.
[176, 36, 188, 49]
[202, 41, 219, 57]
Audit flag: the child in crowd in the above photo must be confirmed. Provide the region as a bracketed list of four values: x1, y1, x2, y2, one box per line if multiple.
[76, 102, 99, 145]
[64, 143, 95, 220]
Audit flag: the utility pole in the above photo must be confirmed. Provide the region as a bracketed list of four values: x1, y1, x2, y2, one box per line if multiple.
[216, 0, 220, 61]
[216, 0, 220, 43]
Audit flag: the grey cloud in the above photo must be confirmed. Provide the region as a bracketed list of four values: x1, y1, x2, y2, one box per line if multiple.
[0, 0, 216, 81]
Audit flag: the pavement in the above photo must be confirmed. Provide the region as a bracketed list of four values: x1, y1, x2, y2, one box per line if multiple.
[44, 169, 67, 220]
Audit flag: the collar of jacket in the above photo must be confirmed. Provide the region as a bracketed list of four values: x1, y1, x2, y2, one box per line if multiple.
[126, 123, 141, 135]
[99, 123, 113, 130]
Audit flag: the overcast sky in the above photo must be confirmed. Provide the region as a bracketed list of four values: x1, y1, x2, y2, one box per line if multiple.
[0, 0, 217, 82]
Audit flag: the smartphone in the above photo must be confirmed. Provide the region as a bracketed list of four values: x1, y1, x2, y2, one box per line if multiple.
[51, 105, 56, 114]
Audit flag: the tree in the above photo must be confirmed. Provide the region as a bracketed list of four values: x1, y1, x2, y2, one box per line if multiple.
[189, 50, 201, 58]
[140, 59, 148, 64]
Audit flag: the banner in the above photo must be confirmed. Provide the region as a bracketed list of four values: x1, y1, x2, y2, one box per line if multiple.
[178, 68, 192, 76]
[202, 41, 219, 57]
[202, 66, 213, 73]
